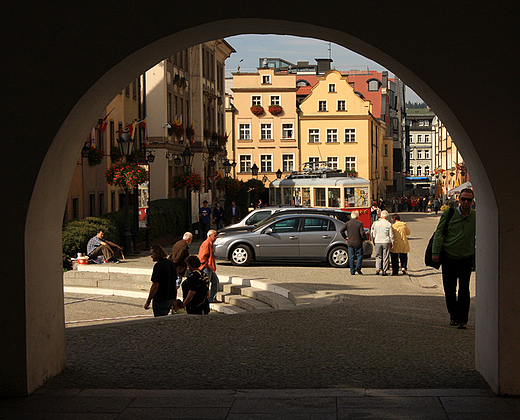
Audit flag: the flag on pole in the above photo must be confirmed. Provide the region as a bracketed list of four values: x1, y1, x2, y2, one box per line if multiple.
[90, 128, 96, 148]
[98, 107, 115, 133]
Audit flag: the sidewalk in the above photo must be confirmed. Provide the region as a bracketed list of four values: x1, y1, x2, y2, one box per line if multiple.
[2, 213, 517, 419]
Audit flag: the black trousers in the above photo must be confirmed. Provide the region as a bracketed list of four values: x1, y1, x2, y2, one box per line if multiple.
[390, 252, 408, 274]
[441, 255, 473, 324]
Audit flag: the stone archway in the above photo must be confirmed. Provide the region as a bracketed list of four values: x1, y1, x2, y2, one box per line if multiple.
[4, 5, 517, 396]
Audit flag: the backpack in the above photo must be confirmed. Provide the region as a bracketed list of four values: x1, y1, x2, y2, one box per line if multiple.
[425, 207, 454, 269]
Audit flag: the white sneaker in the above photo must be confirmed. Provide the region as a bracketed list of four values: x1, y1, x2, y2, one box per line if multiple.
[401, 268, 407, 274]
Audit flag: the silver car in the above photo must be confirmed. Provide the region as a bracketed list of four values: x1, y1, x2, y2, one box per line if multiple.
[214, 214, 368, 268]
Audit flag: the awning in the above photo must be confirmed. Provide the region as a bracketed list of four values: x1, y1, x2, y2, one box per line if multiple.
[448, 181, 472, 194]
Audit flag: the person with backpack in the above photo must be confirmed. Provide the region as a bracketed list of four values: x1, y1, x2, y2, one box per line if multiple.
[181, 255, 210, 315]
[432, 188, 476, 329]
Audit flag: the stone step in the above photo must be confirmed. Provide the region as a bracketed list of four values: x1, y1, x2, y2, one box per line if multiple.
[209, 302, 247, 315]
[224, 294, 274, 312]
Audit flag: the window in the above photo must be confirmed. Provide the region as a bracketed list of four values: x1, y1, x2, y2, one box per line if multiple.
[89, 193, 96, 217]
[282, 123, 294, 139]
[417, 150, 423, 159]
[384, 167, 389, 180]
[282, 154, 294, 172]
[345, 156, 356, 171]
[328, 188, 341, 207]
[409, 167, 414, 176]
[239, 123, 251, 140]
[318, 101, 327, 111]
[270, 95, 280, 105]
[419, 120, 424, 126]
[260, 154, 272, 172]
[337, 100, 346, 111]
[417, 166, 422, 176]
[303, 218, 333, 232]
[314, 188, 326, 207]
[251, 95, 262, 106]
[368, 79, 380, 91]
[417, 134, 423, 143]
[309, 157, 319, 168]
[260, 123, 272, 140]
[384, 144, 388, 156]
[240, 155, 252, 172]
[424, 134, 430, 143]
[329, 84, 336, 92]
[327, 157, 338, 170]
[326, 129, 338, 143]
[111, 191, 116, 212]
[262, 75, 271, 84]
[409, 134, 414, 143]
[425, 149, 430, 159]
[424, 120, 429, 126]
[425, 166, 430, 175]
[409, 150, 413, 160]
[308, 129, 320, 143]
[72, 198, 79, 219]
[98, 193, 104, 216]
[344, 128, 356, 142]
[271, 218, 299, 233]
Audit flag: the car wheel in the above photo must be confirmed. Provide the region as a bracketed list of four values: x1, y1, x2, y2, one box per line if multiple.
[230, 244, 252, 266]
[328, 246, 349, 268]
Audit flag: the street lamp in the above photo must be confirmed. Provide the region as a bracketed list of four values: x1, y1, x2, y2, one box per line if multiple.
[223, 159, 232, 176]
[117, 130, 134, 255]
[144, 151, 155, 249]
[251, 163, 259, 177]
[276, 169, 283, 179]
[181, 146, 193, 231]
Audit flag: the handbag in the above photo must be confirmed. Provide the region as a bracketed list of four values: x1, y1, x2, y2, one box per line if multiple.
[425, 207, 454, 269]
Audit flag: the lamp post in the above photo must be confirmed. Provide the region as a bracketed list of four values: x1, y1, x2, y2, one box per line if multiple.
[251, 163, 259, 178]
[144, 151, 155, 249]
[181, 146, 193, 232]
[117, 130, 134, 255]
[276, 169, 282, 179]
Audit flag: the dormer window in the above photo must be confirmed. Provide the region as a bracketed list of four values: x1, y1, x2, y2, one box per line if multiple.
[329, 83, 336, 92]
[367, 79, 381, 91]
[262, 75, 271, 85]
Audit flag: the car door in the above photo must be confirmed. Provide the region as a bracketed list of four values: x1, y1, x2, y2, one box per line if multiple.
[299, 217, 336, 258]
[258, 217, 300, 258]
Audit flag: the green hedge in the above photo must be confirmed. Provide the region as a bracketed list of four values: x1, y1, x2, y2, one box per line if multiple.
[62, 217, 119, 268]
[63, 198, 186, 268]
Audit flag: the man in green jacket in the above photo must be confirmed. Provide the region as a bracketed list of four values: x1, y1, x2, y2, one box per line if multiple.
[432, 188, 476, 329]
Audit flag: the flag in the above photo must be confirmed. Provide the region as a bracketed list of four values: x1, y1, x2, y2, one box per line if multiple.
[127, 122, 135, 139]
[98, 107, 115, 133]
[90, 128, 96, 148]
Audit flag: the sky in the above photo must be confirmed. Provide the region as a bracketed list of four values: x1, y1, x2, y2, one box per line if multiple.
[225, 34, 424, 103]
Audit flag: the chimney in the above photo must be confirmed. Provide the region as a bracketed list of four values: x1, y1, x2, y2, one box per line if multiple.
[315, 58, 333, 75]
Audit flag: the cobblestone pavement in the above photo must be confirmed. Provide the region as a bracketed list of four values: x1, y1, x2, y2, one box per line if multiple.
[51, 212, 486, 391]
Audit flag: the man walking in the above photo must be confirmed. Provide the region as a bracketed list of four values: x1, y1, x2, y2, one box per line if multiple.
[144, 245, 177, 317]
[213, 202, 225, 231]
[169, 232, 193, 289]
[340, 210, 366, 275]
[198, 229, 220, 303]
[432, 188, 476, 329]
[370, 210, 394, 276]
[226, 201, 241, 225]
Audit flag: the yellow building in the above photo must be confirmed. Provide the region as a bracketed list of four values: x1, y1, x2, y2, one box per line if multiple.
[299, 70, 392, 200]
[229, 67, 298, 184]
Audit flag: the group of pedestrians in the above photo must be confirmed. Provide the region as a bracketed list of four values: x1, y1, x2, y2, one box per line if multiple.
[144, 229, 222, 317]
[198, 200, 241, 239]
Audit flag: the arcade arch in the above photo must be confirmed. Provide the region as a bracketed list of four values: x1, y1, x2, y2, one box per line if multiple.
[13, 18, 503, 395]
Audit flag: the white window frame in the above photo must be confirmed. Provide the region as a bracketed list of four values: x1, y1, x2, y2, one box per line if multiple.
[327, 156, 339, 170]
[424, 134, 430, 143]
[282, 154, 294, 172]
[260, 154, 273, 172]
[417, 134, 423, 143]
[318, 100, 327, 112]
[309, 157, 320, 170]
[337, 100, 346, 111]
[417, 150, 423, 159]
[281, 123, 294, 139]
[344, 128, 356, 143]
[326, 128, 338, 143]
[409, 134, 414, 143]
[260, 123, 272, 140]
[409, 151, 413, 160]
[251, 95, 262, 106]
[417, 166, 422, 176]
[262, 75, 271, 85]
[425, 166, 430, 175]
[270, 95, 280, 106]
[425, 149, 430, 159]
[238, 123, 251, 140]
[239, 154, 252, 173]
[328, 83, 336, 93]
[308, 128, 320, 143]
[345, 156, 356, 171]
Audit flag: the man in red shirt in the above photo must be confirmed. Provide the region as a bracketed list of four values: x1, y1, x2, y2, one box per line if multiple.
[198, 229, 221, 303]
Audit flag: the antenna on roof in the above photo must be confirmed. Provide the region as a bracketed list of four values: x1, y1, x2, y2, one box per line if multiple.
[328, 42, 332, 61]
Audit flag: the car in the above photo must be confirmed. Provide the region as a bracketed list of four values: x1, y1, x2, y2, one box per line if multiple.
[214, 213, 373, 268]
[219, 206, 352, 235]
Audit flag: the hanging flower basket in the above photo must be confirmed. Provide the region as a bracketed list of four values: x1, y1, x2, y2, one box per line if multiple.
[88, 148, 104, 166]
[344, 169, 358, 177]
[216, 177, 243, 196]
[168, 124, 184, 138]
[268, 105, 283, 116]
[250, 105, 264, 116]
[172, 171, 203, 191]
[105, 163, 149, 189]
[218, 134, 229, 145]
[203, 129, 212, 139]
[185, 125, 195, 142]
[110, 146, 122, 162]
[211, 131, 219, 142]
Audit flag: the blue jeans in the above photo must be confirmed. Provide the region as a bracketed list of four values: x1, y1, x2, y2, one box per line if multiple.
[348, 246, 363, 274]
[152, 299, 174, 317]
[203, 267, 219, 302]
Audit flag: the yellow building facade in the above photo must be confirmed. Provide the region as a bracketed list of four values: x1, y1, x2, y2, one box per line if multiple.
[299, 70, 392, 200]
[229, 68, 298, 184]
